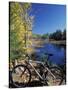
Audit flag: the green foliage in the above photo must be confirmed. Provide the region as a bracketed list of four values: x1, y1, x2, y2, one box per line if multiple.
[41, 33, 49, 39]
[9, 2, 32, 61]
[62, 29, 66, 40]
[32, 33, 49, 40]
[32, 34, 42, 39]
[49, 29, 66, 40]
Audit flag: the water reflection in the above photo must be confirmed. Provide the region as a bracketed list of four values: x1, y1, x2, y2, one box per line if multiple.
[35, 43, 66, 65]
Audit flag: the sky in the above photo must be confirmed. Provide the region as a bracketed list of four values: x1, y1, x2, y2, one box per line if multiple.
[30, 3, 66, 35]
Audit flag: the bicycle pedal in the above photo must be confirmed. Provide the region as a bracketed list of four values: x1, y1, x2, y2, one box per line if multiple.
[41, 81, 48, 85]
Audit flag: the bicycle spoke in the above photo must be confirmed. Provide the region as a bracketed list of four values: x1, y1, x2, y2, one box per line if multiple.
[20, 68, 26, 77]
[11, 65, 31, 87]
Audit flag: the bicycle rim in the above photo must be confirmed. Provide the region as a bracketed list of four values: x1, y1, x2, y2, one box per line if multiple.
[11, 65, 31, 88]
[46, 67, 63, 86]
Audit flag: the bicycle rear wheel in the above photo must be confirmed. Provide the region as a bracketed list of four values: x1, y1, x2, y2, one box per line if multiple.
[46, 67, 63, 86]
[11, 65, 31, 88]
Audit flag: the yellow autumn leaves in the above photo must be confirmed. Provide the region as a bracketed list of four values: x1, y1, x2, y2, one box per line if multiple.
[10, 2, 33, 60]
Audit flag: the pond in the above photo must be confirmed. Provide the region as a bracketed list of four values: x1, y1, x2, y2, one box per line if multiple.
[34, 43, 66, 65]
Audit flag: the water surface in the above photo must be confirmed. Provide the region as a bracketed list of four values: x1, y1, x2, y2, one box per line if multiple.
[34, 43, 66, 65]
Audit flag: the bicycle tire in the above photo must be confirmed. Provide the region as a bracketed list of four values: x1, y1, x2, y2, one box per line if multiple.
[11, 64, 31, 88]
[46, 66, 63, 86]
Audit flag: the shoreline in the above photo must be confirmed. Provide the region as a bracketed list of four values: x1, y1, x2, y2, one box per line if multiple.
[49, 40, 66, 46]
[32, 39, 66, 48]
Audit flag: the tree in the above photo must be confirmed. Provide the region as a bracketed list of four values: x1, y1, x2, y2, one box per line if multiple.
[49, 30, 62, 40]
[41, 33, 49, 39]
[62, 29, 66, 40]
[9, 2, 33, 61]
[55, 30, 62, 40]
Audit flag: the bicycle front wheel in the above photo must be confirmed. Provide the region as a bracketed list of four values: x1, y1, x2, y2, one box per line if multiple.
[46, 67, 63, 86]
[11, 65, 31, 88]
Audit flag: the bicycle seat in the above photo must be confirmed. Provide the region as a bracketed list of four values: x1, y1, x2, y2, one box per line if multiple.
[44, 53, 53, 56]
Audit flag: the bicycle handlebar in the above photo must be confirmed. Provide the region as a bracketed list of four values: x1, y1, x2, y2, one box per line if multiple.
[44, 53, 53, 63]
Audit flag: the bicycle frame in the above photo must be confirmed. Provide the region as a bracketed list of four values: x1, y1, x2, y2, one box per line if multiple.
[26, 60, 56, 81]
[11, 53, 63, 87]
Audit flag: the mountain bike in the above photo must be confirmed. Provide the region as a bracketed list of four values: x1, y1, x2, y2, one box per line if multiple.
[11, 53, 63, 87]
